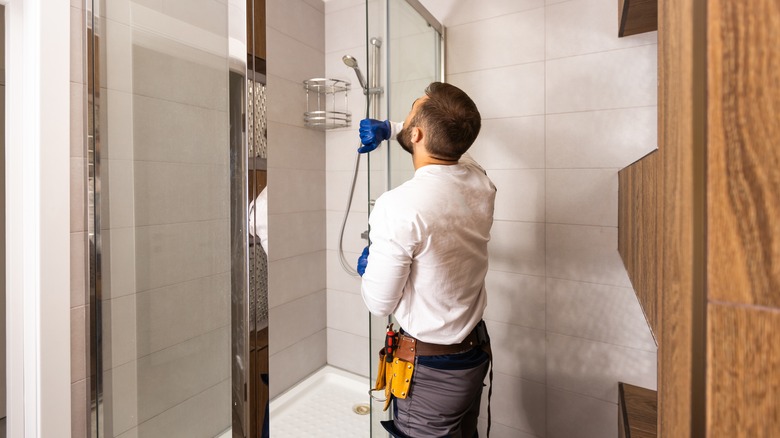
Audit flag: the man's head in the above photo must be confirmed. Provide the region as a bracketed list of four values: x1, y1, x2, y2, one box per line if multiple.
[396, 82, 481, 161]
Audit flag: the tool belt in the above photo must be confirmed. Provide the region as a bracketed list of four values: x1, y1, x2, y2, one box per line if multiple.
[370, 321, 492, 414]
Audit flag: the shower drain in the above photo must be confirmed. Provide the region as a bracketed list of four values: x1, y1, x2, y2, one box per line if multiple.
[352, 403, 371, 415]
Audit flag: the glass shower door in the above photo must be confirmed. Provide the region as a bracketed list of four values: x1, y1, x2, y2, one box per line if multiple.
[366, 0, 443, 435]
[88, 1, 232, 436]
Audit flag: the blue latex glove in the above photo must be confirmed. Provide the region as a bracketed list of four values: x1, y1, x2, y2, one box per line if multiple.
[358, 119, 391, 153]
[357, 246, 370, 277]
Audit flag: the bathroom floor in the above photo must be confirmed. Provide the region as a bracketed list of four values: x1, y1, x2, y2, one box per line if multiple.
[270, 366, 371, 437]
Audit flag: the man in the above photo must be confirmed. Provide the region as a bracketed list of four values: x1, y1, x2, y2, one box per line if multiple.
[357, 82, 496, 438]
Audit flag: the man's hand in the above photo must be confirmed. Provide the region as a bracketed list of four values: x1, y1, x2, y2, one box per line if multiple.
[357, 246, 370, 277]
[358, 119, 391, 153]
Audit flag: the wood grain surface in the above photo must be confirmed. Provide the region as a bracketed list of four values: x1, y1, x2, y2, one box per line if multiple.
[707, 0, 780, 307]
[708, 304, 780, 436]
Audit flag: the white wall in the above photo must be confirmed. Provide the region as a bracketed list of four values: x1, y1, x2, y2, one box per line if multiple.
[265, 0, 329, 399]
[326, 0, 659, 437]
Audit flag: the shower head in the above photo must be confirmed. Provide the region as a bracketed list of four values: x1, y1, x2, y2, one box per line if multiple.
[342, 55, 368, 92]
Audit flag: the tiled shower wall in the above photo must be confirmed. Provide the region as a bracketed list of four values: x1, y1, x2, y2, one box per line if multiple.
[265, 0, 329, 399]
[70, 0, 89, 436]
[326, 0, 659, 437]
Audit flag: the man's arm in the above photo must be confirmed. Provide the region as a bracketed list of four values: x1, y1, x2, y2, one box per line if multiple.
[360, 198, 417, 316]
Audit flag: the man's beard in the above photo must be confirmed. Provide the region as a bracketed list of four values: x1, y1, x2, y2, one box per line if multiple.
[396, 125, 414, 155]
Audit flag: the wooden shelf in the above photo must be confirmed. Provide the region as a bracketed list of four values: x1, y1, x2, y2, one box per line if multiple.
[619, 0, 658, 37]
[619, 382, 658, 438]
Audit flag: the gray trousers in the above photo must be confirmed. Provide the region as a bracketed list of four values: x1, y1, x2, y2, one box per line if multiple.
[391, 354, 490, 438]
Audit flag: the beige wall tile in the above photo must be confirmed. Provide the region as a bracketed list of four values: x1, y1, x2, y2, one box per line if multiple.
[449, 62, 545, 119]
[547, 387, 618, 438]
[546, 45, 658, 113]
[268, 251, 327, 308]
[267, 0, 325, 51]
[546, 223, 631, 287]
[269, 329, 327, 398]
[470, 116, 546, 171]
[326, 328, 368, 378]
[488, 221, 546, 276]
[480, 372, 546, 435]
[491, 169, 545, 222]
[269, 290, 327, 355]
[546, 169, 619, 227]
[484, 270, 546, 330]
[326, 289, 368, 336]
[447, 8, 545, 74]
[547, 332, 656, 402]
[546, 107, 658, 169]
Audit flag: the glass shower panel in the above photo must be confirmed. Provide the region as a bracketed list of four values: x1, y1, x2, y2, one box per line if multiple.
[366, 0, 443, 436]
[387, 0, 442, 190]
[90, 1, 232, 436]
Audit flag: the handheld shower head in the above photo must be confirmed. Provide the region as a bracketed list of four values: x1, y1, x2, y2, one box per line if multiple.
[342, 55, 368, 92]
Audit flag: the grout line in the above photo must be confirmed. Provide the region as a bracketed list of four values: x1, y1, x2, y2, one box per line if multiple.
[443, 4, 547, 30]
[548, 330, 659, 354]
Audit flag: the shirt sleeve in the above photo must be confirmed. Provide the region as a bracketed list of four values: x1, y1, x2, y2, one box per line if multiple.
[388, 121, 404, 141]
[360, 195, 420, 317]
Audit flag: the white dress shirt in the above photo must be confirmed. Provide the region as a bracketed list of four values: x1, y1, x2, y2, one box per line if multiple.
[361, 153, 496, 344]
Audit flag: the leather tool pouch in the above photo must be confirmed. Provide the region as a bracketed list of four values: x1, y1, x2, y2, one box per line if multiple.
[372, 344, 415, 411]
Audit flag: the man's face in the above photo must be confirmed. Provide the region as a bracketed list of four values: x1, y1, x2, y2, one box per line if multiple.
[396, 95, 426, 155]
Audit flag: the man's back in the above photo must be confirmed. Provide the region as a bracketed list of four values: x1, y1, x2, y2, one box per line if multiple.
[361, 155, 496, 344]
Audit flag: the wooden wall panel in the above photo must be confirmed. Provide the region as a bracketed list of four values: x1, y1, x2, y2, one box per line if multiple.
[707, 0, 780, 307]
[618, 150, 659, 336]
[708, 304, 780, 436]
[657, 0, 701, 435]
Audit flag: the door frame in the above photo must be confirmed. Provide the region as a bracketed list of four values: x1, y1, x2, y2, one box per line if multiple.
[3, 0, 71, 436]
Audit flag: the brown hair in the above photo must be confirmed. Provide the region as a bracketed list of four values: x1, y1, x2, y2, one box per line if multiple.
[411, 82, 481, 160]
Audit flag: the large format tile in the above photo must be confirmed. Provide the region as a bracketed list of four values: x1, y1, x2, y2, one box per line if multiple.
[484, 270, 546, 330]
[137, 327, 230, 423]
[103, 361, 139, 436]
[266, 74, 308, 128]
[547, 278, 656, 351]
[105, 89, 134, 161]
[546, 45, 657, 113]
[267, 0, 325, 50]
[546, 223, 631, 287]
[269, 121, 326, 171]
[546, 0, 657, 59]
[71, 6, 85, 84]
[546, 169, 618, 227]
[326, 328, 370, 378]
[133, 161, 228, 226]
[488, 221, 546, 277]
[326, 249, 363, 294]
[135, 273, 230, 357]
[488, 320, 546, 383]
[324, 3, 366, 54]
[102, 227, 136, 299]
[71, 306, 88, 383]
[266, 26, 325, 83]
[267, 169, 326, 214]
[547, 332, 656, 403]
[102, 158, 135, 230]
[70, 158, 86, 233]
[134, 219, 230, 291]
[101, 294, 137, 370]
[449, 62, 545, 119]
[480, 372, 546, 436]
[136, 379, 230, 438]
[477, 420, 540, 438]
[327, 289, 370, 336]
[269, 290, 327, 355]
[71, 379, 88, 438]
[425, 0, 544, 27]
[447, 8, 545, 74]
[326, 170, 369, 214]
[132, 94, 228, 165]
[269, 329, 327, 398]
[547, 387, 618, 438]
[546, 107, 658, 169]
[70, 82, 85, 158]
[268, 250, 327, 308]
[132, 40, 227, 110]
[267, 211, 326, 261]
[70, 232, 87, 307]
[491, 169, 545, 222]
[470, 116, 546, 171]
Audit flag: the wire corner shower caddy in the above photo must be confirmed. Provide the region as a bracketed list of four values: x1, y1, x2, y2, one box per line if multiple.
[303, 78, 352, 130]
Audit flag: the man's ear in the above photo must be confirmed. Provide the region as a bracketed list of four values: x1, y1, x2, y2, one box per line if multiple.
[411, 126, 422, 143]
